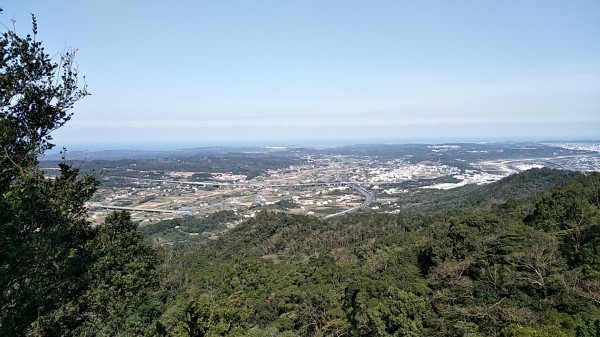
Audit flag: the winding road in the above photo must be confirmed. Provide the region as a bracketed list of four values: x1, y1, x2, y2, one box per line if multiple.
[323, 174, 374, 219]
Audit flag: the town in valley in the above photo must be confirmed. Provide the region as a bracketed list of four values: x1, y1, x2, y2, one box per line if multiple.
[41, 141, 600, 246]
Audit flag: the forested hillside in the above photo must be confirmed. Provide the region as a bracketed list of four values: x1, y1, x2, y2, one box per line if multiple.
[2, 7, 599, 337]
[152, 170, 600, 337]
[395, 167, 580, 212]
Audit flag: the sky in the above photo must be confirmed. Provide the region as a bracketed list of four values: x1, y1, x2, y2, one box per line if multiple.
[4, 0, 600, 149]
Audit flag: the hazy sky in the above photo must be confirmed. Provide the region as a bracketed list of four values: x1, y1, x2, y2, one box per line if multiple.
[5, 1, 600, 149]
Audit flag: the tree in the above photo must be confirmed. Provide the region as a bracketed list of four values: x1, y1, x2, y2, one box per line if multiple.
[0, 10, 88, 189]
[0, 163, 98, 336]
[73, 212, 161, 337]
[506, 231, 563, 296]
[0, 9, 94, 335]
[500, 324, 569, 337]
[363, 286, 431, 337]
[0, 9, 159, 336]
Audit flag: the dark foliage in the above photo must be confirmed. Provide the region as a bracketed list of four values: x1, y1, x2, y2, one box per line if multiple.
[153, 171, 600, 336]
[1, 11, 160, 336]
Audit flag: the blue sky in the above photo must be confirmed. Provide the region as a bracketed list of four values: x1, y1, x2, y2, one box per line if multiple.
[4, 0, 600, 149]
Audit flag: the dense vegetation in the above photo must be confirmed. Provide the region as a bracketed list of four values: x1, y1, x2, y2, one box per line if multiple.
[2, 7, 599, 337]
[0, 12, 160, 336]
[148, 170, 600, 337]
[140, 210, 238, 249]
[394, 167, 580, 212]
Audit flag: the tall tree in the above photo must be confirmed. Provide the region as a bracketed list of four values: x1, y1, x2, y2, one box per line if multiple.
[0, 9, 93, 335]
[0, 9, 159, 336]
[73, 212, 160, 337]
[0, 10, 88, 188]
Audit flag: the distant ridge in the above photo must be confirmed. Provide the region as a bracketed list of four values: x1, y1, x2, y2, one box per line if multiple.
[40, 146, 304, 161]
[40, 141, 599, 161]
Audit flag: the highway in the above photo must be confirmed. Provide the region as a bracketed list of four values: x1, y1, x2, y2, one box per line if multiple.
[323, 174, 374, 219]
[108, 176, 348, 188]
[88, 203, 185, 214]
[102, 175, 374, 219]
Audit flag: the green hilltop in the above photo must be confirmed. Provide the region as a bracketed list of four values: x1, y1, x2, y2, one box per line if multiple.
[150, 169, 600, 337]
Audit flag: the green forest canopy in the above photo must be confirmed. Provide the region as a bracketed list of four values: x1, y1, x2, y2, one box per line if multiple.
[1, 7, 599, 337]
[151, 169, 600, 337]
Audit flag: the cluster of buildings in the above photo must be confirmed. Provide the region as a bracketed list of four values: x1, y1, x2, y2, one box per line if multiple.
[423, 170, 506, 190]
[361, 161, 461, 184]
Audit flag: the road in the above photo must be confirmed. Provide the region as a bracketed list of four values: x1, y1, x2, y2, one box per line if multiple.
[88, 203, 185, 214]
[102, 175, 374, 219]
[323, 173, 374, 219]
[108, 176, 347, 188]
